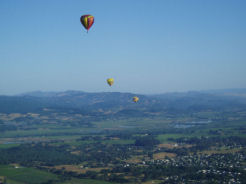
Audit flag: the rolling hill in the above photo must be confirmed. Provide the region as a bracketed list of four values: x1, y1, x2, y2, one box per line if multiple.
[0, 89, 246, 115]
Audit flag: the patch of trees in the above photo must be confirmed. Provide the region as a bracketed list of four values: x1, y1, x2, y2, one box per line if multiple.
[0, 124, 17, 132]
[0, 144, 81, 166]
[77, 143, 136, 165]
[135, 135, 160, 147]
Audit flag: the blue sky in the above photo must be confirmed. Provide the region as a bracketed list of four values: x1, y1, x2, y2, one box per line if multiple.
[0, 0, 246, 95]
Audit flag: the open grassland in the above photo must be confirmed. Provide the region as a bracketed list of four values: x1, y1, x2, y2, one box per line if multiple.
[157, 134, 186, 143]
[0, 165, 59, 184]
[49, 138, 134, 147]
[0, 117, 171, 141]
[126, 155, 144, 164]
[59, 178, 116, 184]
[0, 144, 20, 149]
[54, 165, 109, 174]
[0, 128, 94, 138]
[0, 165, 116, 184]
[93, 118, 170, 129]
[62, 140, 95, 146]
[102, 139, 135, 145]
[5, 179, 24, 184]
[141, 180, 163, 184]
[153, 152, 176, 159]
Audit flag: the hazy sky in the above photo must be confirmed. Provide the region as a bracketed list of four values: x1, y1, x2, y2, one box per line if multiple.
[0, 0, 246, 95]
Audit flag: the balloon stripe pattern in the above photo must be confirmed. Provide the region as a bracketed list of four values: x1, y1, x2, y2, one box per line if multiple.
[80, 15, 94, 32]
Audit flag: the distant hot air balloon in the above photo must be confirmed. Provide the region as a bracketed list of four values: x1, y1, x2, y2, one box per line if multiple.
[107, 78, 114, 86]
[80, 15, 94, 32]
[132, 96, 139, 103]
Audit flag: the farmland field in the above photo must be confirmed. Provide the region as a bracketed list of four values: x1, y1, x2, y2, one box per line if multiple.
[0, 107, 246, 183]
[0, 165, 59, 184]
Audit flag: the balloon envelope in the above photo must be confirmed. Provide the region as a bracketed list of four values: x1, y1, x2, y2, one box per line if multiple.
[107, 78, 114, 86]
[132, 96, 139, 103]
[80, 15, 94, 31]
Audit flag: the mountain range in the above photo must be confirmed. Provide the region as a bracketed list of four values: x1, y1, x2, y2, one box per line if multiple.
[0, 89, 246, 115]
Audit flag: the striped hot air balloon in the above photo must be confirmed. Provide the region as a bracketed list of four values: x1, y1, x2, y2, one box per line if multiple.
[80, 15, 94, 32]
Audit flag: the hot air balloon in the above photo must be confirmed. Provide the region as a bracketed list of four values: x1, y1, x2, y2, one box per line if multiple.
[133, 96, 139, 103]
[80, 15, 94, 32]
[107, 78, 114, 86]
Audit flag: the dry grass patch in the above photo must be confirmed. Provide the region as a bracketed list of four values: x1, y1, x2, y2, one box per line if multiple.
[153, 152, 176, 159]
[158, 143, 193, 149]
[158, 143, 176, 149]
[142, 180, 163, 184]
[199, 148, 242, 155]
[126, 155, 144, 163]
[70, 151, 81, 155]
[54, 165, 108, 174]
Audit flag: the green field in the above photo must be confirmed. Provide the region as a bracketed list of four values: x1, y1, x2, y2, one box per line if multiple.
[93, 118, 171, 129]
[0, 144, 20, 149]
[0, 165, 59, 184]
[0, 128, 93, 138]
[0, 165, 116, 184]
[102, 139, 135, 145]
[157, 134, 186, 143]
[59, 178, 116, 184]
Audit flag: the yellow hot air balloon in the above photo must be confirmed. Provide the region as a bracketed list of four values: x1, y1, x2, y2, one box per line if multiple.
[132, 96, 139, 103]
[107, 78, 114, 86]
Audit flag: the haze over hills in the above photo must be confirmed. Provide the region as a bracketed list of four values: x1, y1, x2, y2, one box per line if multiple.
[202, 88, 246, 98]
[0, 89, 246, 115]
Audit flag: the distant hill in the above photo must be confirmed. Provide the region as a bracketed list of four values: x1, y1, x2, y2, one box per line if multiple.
[20, 91, 60, 97]
[202, 88, 246, 98]
[202, 88, 246, 94]
[0, 89, 246, 115]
